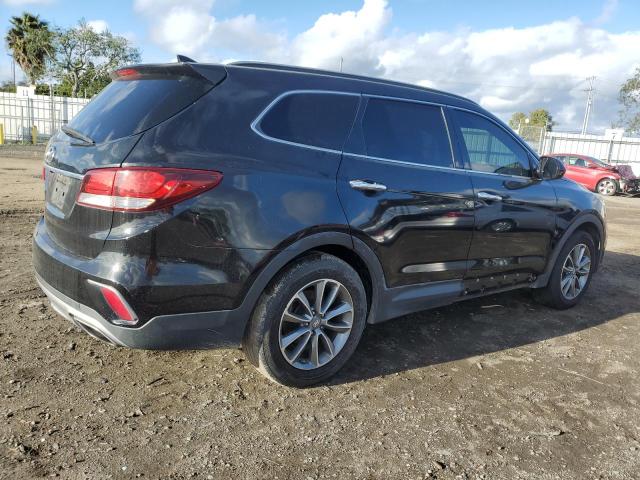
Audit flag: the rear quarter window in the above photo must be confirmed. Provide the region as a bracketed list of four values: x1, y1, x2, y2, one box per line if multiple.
[67, 76, 213, 144]
[257, 92, 359, 151]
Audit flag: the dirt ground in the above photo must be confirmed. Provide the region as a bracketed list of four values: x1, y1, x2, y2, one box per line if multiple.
[1, 154, 639, 480]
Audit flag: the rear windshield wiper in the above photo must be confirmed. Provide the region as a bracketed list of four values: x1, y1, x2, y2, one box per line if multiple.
[61, 125, 95, 145]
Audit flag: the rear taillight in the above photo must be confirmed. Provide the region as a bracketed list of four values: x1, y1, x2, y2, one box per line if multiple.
[77, 167, 222, 212]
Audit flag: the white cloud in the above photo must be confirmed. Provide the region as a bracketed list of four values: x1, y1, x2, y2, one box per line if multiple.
[134, 0, 216, 55]
[291, 0, 391, 73]
[132, 0, 640, 132]
[87, 20, 109, 33]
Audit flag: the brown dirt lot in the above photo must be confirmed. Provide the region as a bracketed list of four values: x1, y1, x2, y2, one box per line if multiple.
[0, 155, 639, 479]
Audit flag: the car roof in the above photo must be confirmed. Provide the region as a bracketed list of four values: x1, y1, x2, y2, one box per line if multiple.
[228, 61, 480, 109]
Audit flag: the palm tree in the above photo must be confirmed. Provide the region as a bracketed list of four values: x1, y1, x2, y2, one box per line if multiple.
[5, 13, 52, 85]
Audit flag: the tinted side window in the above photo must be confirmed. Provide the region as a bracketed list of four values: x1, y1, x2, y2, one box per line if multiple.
[259, 92, 359, 151]
[452, 110, 531, 177]
[360, 98, 452, 167]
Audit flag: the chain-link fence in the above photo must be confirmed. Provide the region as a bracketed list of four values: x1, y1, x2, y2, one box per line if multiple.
[515, 124, 547, 153]
[0, 92, 90, 144]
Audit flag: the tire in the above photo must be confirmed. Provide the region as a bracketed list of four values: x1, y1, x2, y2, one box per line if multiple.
[242, 253, 367, 387]
[532, 231, 596, 309]
[596, 178, 617, 196]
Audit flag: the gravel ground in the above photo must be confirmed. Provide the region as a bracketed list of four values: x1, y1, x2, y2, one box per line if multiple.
[1, 155, 639, 479]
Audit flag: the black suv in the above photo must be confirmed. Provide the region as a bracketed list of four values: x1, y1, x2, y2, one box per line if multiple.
[34, 60, 606, 387]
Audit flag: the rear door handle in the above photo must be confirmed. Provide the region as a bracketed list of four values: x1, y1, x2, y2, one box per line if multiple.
[349, 179, 387, 192]
[477, 191, 503, 202]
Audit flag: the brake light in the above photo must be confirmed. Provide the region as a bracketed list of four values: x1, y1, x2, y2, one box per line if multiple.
[114, 68, 141, 80]
[77, 167, 222, 212]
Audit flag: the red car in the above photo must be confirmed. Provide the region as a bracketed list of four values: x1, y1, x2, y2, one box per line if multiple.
[551, 153, 624, 196]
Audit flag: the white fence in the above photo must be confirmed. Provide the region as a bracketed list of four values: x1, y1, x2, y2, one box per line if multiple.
[540, 132, 640, 165]
[0, 91, 90, 143]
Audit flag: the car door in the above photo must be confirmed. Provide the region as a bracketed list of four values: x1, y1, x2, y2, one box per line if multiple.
[446, 108, 557, 293]
[565, 156, 595, 188]
[337, 96, 475, 289]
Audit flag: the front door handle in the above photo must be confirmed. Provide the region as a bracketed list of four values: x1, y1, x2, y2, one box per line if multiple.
[477, 191, 503, 202]
[349, 179, 388, 192]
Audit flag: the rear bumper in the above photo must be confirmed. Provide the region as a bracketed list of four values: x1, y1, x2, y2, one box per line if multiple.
[35, 272, 245, 349]
[33, 217, 250, 349]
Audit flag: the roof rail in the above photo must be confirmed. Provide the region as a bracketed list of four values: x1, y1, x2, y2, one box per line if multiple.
[229, 61, 475, 104]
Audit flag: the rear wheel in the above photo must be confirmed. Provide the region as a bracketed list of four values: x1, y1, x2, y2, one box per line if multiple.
[596, 178, 617, 196]
[532, 231, 596, 309]
[243, 253, 367, 387]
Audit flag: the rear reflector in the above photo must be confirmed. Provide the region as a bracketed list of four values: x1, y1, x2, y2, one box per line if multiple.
[88, 280, 138, 325]
[77, 167, 222, 212]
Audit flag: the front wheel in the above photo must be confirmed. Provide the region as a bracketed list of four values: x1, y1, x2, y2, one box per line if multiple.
[596, 178, 617, 196]
[532, 231, 596, 309]
[243, 253, 367, 387]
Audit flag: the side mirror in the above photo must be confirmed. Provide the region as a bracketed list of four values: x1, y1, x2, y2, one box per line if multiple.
[537, 156, 566, 180]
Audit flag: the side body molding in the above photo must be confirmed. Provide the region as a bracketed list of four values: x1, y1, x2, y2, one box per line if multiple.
[241, 231, 467, 331]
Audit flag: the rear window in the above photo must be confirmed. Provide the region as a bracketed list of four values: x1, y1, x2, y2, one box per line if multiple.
[258, 92, 359, 151]
[360, 98, 453, 168]
[66, 76, 213, 144]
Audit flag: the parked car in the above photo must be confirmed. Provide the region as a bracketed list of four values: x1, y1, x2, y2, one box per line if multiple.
[34, 59, 606, 387]
[551, 153, 638, 196]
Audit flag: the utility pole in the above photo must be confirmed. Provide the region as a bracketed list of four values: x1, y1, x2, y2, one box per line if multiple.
[340, 57, 343, 73]
[7, 54, 16, 87]
[581, 76, 596, 135]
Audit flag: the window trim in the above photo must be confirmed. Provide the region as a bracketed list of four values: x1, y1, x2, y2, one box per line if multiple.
[251, 89, 539, 179]
[447, 106, 536, 179]
[251, 89, 361, 154]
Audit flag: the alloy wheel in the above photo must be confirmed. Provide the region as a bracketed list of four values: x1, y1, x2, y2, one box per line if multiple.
[597, 179, 616, 195]
[278, 279, 354, 370]
[560, 243, 591, 300]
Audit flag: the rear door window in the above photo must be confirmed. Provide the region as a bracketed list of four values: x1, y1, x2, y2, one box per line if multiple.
[258, 92, 359, 151]
[451, 109, 531, 177]
[359, 98, 453, 168]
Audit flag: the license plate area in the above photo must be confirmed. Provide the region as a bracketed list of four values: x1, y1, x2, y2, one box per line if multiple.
[50, 173, 73, 210]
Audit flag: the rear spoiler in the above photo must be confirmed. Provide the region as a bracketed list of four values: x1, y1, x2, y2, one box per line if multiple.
[110, 62, 227, 86]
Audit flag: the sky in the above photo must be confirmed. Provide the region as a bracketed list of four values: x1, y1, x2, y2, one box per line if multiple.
[1, 0, 640, 132]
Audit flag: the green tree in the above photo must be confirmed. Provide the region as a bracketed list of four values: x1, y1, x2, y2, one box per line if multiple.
[508, 112, 527, 130]
[0, 80, 17, 93]
[509, 109, 555, 131]
[48, 20, 140, 97]
[618, 67, 640, 134]
[5, 12, 52, 85]
[529, 108, 555, 131]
